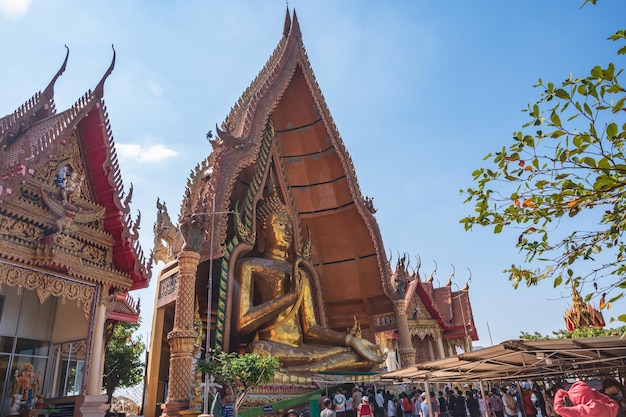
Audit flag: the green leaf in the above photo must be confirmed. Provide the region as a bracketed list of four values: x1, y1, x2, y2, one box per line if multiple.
[554, 89, 570, 99]
[581, 156, 597, 167]
[594, 176, 616, 190]
[612, 98, 626, 114]
[573, 135, 583, 149]
[607, 122, 618, 138]
[591, 66, 603, 77]
[598, 157, 611, 170]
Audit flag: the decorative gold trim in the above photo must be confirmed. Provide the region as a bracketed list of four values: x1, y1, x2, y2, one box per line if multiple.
[0, 260, 94, 320]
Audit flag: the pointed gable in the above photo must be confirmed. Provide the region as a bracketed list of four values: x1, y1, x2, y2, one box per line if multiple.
[0, 47, 68, 148]
[183, 9, 394, 343]
[0, 48, 151, 290]
[445, 281, 478, 341]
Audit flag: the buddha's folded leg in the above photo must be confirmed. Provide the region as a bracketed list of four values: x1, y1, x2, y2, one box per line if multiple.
[248, 340, 375, 373]
[248, 340, 350, 364]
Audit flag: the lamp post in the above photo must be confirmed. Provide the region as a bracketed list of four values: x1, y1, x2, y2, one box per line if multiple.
[452, 282, 471, 353]
[197, 194, 235, 416]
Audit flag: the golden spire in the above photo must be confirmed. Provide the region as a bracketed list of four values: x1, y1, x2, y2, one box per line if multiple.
[564, 286, 606, 331]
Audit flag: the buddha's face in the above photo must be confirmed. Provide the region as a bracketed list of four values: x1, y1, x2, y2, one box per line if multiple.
[264, 211, 292, 251]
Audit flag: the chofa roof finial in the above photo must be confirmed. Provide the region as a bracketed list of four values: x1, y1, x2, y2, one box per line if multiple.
[94, 45, 116, 99]
[283, 4, 291, 38]
[43, 45, 70, 99]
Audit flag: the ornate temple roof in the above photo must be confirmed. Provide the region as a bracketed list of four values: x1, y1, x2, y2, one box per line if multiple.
[0, 47, 68, 146]
[564, 286, 606, 331]
[180, 8, 395, 340]
[109, 292, 141, 323]
[0, 47, 151, 291]
[404, 268, 479, 341]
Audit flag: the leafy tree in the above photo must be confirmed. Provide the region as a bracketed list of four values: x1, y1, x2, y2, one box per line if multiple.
[196, 351, 281, 417]
[520, 325, 626, 340]
[519, 331, 552, 341]
[461, 6, 626, 322]
[103, 320, 146, 404]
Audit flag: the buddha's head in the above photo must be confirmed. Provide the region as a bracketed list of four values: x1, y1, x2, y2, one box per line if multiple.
[265, 210, 292, 251]
[258, 194, 293, 254]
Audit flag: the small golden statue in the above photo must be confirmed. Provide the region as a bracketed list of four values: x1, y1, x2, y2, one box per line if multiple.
[9, 363, 40, 415]
[188, 372, 204, 410]
[193, 299, 204, 358]
[234, 191, 385, 373]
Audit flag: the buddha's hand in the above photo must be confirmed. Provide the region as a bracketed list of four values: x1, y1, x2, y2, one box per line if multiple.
[290, 268, 303, 295]
[346, 335, 386, 363]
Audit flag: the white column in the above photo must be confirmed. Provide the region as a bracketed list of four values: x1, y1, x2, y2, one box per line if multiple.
[427, 338, 435, 361]
[436, 337, 445, 359]
[87, 286, 108, 395]
[51, 345, 61, 397]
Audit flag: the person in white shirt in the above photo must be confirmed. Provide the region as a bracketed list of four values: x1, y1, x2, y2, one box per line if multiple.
[346, 395, 354, 417]
[321, 399, 336, 417]
[388, 397, 397, 417]
[375, 391, 385, 417]
[501, 387, 519, 417]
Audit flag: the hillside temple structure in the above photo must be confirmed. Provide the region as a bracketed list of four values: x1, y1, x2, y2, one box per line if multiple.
[146, 9, 477, 417]
[0, 47, 151, 417]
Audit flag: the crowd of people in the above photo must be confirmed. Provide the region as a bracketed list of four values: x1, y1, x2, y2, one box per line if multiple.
[311, 377, 625, 417]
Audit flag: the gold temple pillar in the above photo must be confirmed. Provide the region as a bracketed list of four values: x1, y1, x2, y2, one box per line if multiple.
[162, 250, 200, 417]
[394, 299, 416, 366]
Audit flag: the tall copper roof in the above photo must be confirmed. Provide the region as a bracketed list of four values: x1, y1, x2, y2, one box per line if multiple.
[181, 8, 395, 342]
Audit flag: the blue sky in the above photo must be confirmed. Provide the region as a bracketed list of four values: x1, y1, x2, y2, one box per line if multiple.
[1, 0, 625, 348]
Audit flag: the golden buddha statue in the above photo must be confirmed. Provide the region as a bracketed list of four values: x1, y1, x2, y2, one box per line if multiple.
[234, 193, 385, 373]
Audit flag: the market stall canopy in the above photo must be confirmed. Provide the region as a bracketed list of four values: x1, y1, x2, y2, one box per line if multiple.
[381, 336, 626, 384]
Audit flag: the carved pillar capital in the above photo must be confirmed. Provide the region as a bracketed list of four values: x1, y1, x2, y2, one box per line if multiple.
[177, 250, 201, 271]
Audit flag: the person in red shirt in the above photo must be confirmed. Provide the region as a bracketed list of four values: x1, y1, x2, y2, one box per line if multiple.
[358, 396, 373, 417]
[521, 387, 537, 417]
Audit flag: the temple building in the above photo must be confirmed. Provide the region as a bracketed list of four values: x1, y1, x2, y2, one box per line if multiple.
[386, 257, 478, 369]
[0, 48, 151, 417]
[146, 9, 477, 417]
[564, 286, 606, 331]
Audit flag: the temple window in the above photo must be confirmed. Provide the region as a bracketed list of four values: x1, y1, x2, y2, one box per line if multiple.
[50, 340, 85, 397]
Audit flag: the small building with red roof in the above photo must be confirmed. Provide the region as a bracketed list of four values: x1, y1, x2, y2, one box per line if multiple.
[0, 47, 151, 417]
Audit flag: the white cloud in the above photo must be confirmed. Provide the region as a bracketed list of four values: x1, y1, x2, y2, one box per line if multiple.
[149, 83, 163, 97]
[0, 0, 32, 19]
[117, 143, 177, 163]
